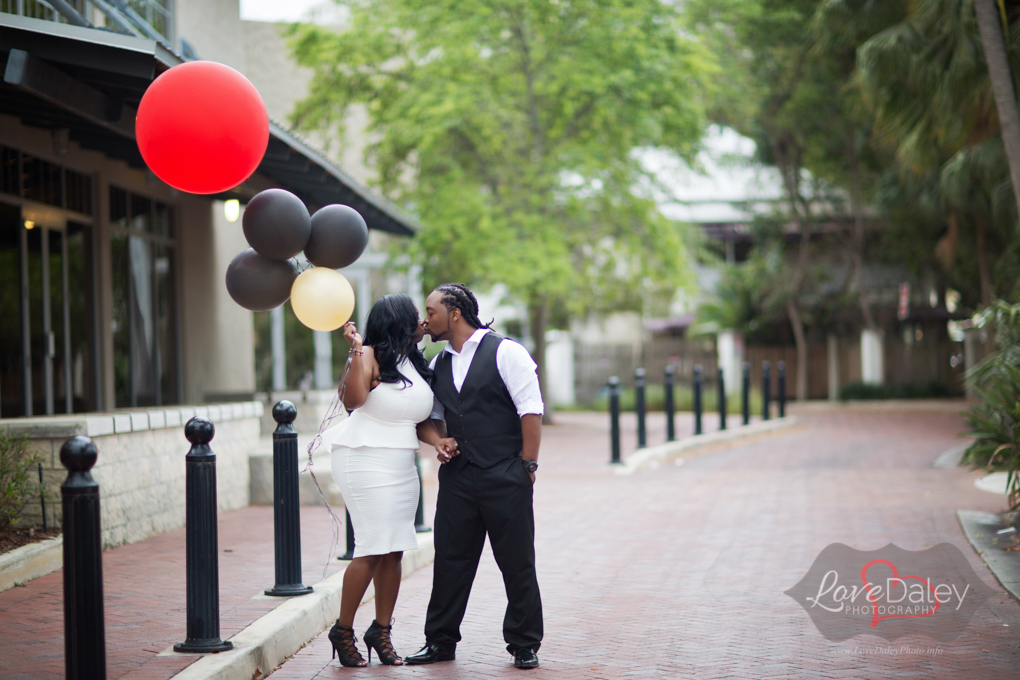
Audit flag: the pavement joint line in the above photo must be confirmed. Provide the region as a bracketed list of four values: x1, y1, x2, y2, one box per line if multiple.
[614, 417, 800, 475]
[160, 531, 434, 680]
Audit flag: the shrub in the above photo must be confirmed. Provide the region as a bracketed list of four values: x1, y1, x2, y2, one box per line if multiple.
[963, 301, 1020, 508]
[0, 431, 45, 530]
[839, 381, 957, 401]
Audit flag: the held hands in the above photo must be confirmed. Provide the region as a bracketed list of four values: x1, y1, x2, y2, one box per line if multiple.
[435, 437, 460, 464]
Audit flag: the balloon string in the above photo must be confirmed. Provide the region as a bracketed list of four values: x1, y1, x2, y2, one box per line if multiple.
[303, 353, 354, 578]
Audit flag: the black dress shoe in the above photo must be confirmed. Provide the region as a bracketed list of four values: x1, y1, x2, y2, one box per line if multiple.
[404, 643, 456, 664]
[512, 648, 539, 669]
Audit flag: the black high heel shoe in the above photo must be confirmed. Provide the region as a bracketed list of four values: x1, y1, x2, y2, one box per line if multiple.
[363, 619, 402, 665]
[328, 620, 367, 667]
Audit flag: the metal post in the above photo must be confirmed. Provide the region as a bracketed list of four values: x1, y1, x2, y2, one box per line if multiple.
[718, 367, 727, 431]
[742, 362, 750, 426]
[265, 401, 313, 596]
[694, 365, 703, 435]
[414, 454, 430, 533]
[762, 361, 771, 422]
[635, 368, 647, 448]
[174, 417, 232, 653]
[608, 376, 621, 464]
[60, 435, 106, 680]
[339, 508, 356, 560]
[778, 361, 787, 418]
[664, 365, 676, 442]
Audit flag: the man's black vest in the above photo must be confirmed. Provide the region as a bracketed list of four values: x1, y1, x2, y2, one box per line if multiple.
[432, 332, 524, 469]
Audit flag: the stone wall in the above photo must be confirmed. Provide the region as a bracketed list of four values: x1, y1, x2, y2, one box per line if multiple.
[3, 402, 263, 549]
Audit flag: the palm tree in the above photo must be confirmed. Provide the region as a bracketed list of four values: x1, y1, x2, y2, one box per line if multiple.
[973, 0, 1020, 222]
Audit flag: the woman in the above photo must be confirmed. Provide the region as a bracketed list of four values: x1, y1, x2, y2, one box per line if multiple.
[326, 294, 456, 667]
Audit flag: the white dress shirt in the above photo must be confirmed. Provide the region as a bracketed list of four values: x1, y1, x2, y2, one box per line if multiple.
[429, 328, 544, 420]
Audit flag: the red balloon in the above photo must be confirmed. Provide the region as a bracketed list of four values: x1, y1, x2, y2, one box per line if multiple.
[136, 61, 268, 194]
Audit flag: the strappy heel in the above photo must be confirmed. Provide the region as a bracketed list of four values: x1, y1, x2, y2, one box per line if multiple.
[363, 619, 402, 665]
[328, 620, 367, 667]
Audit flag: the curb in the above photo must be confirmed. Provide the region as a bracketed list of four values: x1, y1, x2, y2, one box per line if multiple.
[166, 531, 435, 680]
[614, 417, 800, 475]
[0, 536, 62, 593]
[957, 510, 1020, 602]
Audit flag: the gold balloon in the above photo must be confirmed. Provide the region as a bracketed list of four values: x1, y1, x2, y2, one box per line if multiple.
[290, 267, 355, 331]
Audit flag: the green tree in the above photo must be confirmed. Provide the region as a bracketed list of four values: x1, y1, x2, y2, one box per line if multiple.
[287, 0, 708, 405]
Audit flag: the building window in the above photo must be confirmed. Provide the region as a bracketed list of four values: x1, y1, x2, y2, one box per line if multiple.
[110, 186, 178, 408]
[0, 145, 94, 217]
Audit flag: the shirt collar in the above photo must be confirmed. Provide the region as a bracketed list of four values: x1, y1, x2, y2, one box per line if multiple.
[444, 328, 490, 356]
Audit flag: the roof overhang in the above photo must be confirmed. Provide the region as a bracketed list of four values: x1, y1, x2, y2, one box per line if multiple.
[0, 12, 419, 236]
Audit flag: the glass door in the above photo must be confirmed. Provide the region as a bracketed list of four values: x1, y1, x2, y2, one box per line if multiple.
[0, 204, 95, 417]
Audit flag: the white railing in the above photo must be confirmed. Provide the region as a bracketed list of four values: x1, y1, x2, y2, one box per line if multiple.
[1, 0, 174, 49]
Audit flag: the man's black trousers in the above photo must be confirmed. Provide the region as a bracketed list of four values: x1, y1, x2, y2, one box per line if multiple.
[423, 455, 543, 652]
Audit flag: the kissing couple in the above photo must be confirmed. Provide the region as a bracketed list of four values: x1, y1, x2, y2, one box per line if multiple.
[323, 282, 544, 670]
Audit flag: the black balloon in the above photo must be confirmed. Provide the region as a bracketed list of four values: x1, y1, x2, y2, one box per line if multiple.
[225, 248, 299, 311]
[242, 188, 311, 260]
[303, 204, 368, 269]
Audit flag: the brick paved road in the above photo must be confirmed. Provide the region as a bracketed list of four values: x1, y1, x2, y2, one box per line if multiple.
[270, 407, 1020, 680]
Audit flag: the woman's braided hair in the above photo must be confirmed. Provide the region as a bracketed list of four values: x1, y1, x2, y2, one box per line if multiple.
[434, 283, 493, 329]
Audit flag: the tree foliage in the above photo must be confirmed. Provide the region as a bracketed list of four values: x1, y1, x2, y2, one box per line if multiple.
[287, 0, 709, 321]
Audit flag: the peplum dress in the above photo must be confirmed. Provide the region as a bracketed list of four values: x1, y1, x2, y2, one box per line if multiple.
[329, 358, 434, 558]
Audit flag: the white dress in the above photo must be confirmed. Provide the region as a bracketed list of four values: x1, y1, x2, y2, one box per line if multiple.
[328, 358, 434, 558]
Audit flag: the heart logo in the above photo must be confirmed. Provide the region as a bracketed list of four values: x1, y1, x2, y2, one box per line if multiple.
[861, 559, 940, 628]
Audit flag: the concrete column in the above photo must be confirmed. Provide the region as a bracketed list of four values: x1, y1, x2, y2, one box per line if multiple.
[271, 306, 286, 391]
[861, 329, 884, 385]
[964, 328, 979, 399]
[717, 330, 742, 396]
[827, 334, 839, 401]
[407, 263, 423, 311]
[313, 330, 332, 390]
[354, 270, 371, 332]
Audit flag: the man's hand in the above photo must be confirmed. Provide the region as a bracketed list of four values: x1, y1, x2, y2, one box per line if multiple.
[435, 437, 460, 464]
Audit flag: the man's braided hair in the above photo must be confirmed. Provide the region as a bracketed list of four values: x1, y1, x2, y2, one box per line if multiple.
[435, 283, 493, 330]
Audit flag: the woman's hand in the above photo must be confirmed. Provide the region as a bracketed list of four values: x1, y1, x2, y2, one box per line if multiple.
[343, 321, 363, 349]
[435, 437, 460, 464]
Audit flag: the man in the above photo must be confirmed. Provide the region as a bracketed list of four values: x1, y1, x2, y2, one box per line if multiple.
[405, 283, 544, 670]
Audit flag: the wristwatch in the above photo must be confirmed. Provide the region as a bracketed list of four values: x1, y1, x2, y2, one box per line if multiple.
[522, 459, 538, 473]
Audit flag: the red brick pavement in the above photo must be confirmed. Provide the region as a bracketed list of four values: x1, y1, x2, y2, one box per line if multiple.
[3, 407, 1018, 680]
[269, 408, 1020, 680]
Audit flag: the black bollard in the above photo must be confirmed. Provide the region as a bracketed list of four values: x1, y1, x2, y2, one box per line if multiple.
[60, 436, 106, 680]
[174, 417, 232, 653]
[742, 362, 750, 426]
[609, 376, 622, 464]
[762, 361, 771, 422]
[265, 401, 313, 597]
[414, 454, 431, 533]
[664, 365, 676, 442]
[778, 361, 787, 418]
[338, 508, 356, 560]
[718, 367, 727, 431]
[694, 365, 703, 435]
[635, 368, 647, 449]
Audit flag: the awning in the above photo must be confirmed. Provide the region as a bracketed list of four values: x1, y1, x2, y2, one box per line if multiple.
[0, 12, 419, 236]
